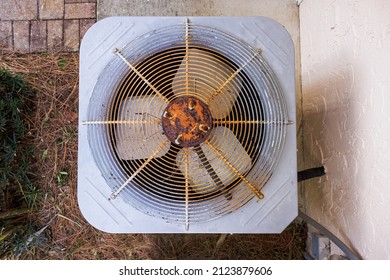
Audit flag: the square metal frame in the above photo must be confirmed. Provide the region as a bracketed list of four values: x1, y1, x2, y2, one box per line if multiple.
[78, 16, 297, 233]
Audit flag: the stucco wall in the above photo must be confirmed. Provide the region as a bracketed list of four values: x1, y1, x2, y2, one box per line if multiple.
[300, 0, 390, 259]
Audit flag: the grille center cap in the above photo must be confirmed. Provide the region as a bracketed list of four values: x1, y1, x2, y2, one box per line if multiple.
[162, 96, 213, 147]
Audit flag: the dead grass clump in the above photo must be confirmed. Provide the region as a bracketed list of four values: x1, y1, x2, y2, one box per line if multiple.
[0, 51, 306, 260]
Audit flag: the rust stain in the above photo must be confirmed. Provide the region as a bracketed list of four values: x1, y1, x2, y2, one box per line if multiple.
[162, 96, 212, 147]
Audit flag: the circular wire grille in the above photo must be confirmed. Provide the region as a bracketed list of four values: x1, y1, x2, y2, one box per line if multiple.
[86, 23, 288, 225]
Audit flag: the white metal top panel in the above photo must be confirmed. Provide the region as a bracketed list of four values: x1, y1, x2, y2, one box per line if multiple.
[78, 16, 297, 233]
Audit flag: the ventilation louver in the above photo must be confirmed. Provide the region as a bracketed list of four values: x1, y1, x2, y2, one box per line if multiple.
[78, 17, 297, 233]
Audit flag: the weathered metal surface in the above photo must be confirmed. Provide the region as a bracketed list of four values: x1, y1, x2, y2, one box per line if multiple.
[162, 96, 212, 147]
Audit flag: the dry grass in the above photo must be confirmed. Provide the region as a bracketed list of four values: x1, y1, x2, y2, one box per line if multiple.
[0, 51, 306, 260]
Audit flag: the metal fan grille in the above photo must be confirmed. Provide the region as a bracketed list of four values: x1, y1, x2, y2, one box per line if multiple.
[84, 22, 288, 226]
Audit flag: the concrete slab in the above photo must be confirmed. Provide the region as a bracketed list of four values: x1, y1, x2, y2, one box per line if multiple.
[97, 0, 299, 58]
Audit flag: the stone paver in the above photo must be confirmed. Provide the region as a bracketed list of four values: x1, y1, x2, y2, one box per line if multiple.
[0, 21, 13, 50]
[65, 3, 96, 19]
[65, 0, 95, 3]
[47, 20, 63, 50]
[0, 0, 97, 52]
[13, 21, 30, 52]
[0, 0, 37, 21]
[39, 0, 65, 20]
[64, 20, 80, 51]
[30, 21, 47, 52]
[80, 19, 95, 39]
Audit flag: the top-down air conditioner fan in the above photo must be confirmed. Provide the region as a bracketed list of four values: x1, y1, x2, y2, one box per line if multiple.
[78, 17, 297, 233]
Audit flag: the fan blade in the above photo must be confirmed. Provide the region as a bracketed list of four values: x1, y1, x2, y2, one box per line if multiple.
[171, 48, 242, 119]
[193, 145, 232, 200]
[176, 126, 251, 196]
[115, 95, 170, 160]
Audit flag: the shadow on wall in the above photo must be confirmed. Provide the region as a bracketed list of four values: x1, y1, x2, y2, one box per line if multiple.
[302, 50, 365, 258]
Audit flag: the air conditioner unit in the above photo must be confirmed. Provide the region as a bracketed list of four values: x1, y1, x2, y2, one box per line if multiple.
[78, 16, 297, 233]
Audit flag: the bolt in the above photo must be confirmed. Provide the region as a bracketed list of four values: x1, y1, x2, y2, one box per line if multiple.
[199, 124, 209, 132]
[163, 111, 173, 119]
[188, 100, 196, 110]
[175, 134, 183, 145]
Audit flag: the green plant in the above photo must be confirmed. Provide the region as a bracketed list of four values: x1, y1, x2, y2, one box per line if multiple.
[62, 127, 76, 144]
[1, 68, 34, 202]
[0, 67, 39, 258]
[56, 171, 68, 189]
[55, 127, 76, 146]
[57, 59, 68, 69]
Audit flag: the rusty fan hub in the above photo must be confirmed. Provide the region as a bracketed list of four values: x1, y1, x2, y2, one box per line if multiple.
[162, 96, 213, 147]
